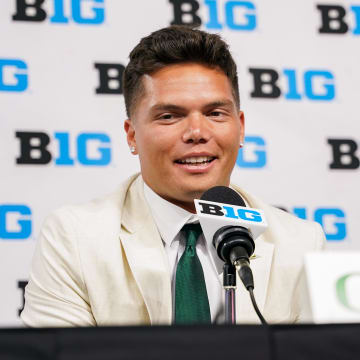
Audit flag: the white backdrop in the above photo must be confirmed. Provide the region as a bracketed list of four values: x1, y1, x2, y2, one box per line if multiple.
[1, 0, 359, 326]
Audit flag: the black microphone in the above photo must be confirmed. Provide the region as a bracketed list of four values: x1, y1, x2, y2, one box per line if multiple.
[200, 186, 267, 325]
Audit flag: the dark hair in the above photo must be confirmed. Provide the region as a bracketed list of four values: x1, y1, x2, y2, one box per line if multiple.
[122, 25, 240, 118]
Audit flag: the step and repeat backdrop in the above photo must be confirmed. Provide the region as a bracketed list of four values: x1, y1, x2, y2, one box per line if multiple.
[1, 0, 359, 326]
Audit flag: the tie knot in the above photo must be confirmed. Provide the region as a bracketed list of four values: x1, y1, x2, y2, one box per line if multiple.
[182, 223, 202, 248]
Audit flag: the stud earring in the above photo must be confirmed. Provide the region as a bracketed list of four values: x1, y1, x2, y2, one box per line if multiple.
[240, 142, 244, 147]
[130, 146, 136, 153]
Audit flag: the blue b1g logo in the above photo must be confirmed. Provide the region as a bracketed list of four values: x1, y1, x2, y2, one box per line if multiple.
[0, 59, 28, 92]
[169, 0, 257, 31]
[249, 68, 335, 101]
[293, 207, 347, 241]
[236, 136, 266, 168]
[16, 131, 112, 166]
[204, 0, 256, 30]
[198, 201, 263, 222]
[0, 205, 32, 240]
[12, 0, 105, 25]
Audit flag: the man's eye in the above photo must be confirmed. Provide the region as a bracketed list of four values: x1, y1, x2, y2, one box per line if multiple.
[160, 114, 174, 120]
[209, 111, 223, 117]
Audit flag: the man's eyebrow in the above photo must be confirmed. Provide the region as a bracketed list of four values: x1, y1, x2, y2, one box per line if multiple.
[150, 104, 186, 113]
[150, 100, 234, 113]
[203, 100, 234, 109]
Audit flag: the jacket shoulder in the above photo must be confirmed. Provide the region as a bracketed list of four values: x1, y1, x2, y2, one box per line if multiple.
[230, 184, 325, 252]
[45, 173, 141, 237]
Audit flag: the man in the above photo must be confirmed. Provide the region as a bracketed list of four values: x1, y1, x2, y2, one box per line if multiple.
[21, 26, 325, 327]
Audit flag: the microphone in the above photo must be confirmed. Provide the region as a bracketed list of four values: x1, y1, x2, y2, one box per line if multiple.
[194, 186, 268, 325]
[200, 186, 255, 287]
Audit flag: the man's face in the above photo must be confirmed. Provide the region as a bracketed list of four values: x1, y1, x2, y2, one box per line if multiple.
[124, 63, 244, 212]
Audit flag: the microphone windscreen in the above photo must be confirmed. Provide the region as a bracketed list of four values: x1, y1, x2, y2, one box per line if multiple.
[200, 186, 246, 207]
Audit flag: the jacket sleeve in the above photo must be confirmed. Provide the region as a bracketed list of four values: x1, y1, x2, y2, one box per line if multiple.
[292, 222, 326, 323]
[20, 208, 96, 327]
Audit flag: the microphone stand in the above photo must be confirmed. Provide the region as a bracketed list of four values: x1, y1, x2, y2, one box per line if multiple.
[223, 263, 236, 324]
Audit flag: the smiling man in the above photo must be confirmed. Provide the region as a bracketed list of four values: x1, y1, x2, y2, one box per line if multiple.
[21, 26, 325, 327]
[124, 62, 244, 212]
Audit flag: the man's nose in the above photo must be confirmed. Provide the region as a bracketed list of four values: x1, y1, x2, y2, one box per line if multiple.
[182, 113, 211, 144]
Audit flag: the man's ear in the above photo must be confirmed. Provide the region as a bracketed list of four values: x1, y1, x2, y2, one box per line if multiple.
[239, 111, 245, 147]
[124, 119, 137, 154]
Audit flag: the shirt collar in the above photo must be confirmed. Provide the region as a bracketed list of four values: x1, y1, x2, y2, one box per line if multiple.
[143, 182, 228, 275]
[143, 182, 197, 246]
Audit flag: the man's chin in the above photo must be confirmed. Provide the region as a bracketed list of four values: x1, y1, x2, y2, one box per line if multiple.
[178, 181, 228, 201]
[149, 176, 231, 211]
[157, 187, 207, 213]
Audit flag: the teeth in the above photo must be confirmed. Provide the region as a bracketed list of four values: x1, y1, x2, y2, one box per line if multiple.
[179, 156, 214, 164]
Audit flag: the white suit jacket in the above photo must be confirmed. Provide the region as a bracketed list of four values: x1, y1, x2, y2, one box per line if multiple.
[21, 174, 325, 327]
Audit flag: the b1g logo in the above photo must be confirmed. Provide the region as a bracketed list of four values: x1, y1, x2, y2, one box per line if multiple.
[12, 0, 105, 25]
[195, 199, 268, 239]
[249, 68, 335, 101]
[169, 0, 257, 31]
[317, 4, 360, 35]
[0, 205, 32, 240]
[15, 131, 111, 166]
[94, 63, 125, 95]
[0, 59, 28, 92]
[327, 138, 360, 170]
[199, 201, 263, 222]
[291, 207, 347, 241]
[236, 136, 266, 168]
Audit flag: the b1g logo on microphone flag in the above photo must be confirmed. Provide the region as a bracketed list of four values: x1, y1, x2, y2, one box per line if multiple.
[194, 199, 268, 246]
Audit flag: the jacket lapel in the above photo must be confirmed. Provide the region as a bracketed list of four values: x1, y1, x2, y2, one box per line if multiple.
[119, 176, 172, 325]
[229, 184, 275, 323]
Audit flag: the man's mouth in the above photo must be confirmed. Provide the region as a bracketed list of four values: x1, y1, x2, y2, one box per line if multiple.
[175, 156, 216, 165]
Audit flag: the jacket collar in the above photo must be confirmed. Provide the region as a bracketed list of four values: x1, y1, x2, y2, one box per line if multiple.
[230, 184, 275, 323]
